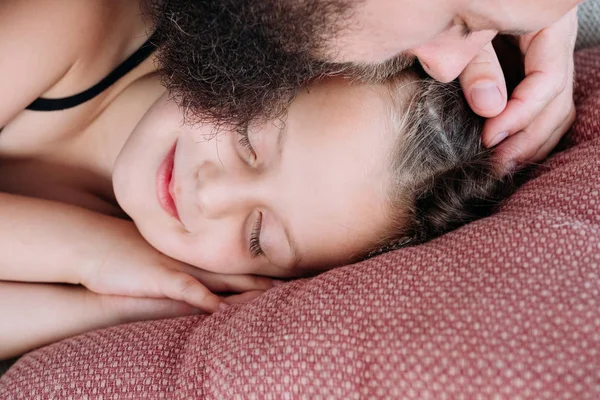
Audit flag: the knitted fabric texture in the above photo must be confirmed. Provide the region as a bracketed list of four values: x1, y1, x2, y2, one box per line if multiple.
[577, 0, 600, 50]
[1, 48, 600, 399]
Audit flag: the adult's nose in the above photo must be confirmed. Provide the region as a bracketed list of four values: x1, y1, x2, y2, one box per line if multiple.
[411, 29, 497, 83]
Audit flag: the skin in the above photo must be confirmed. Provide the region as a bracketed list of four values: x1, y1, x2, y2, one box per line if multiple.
[0, 0, 407, 348]
[0, 1, 411, 355]
[113, 77, 398, 278]
[328, 0, 579, 65]
[146, 0, 578, 172]
[0, 0, 577, 356]
[323, 0, 580, 168]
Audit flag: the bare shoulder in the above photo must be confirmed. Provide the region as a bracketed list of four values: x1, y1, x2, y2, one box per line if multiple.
[0, 0, 143, 127]
[0, 0, 108, 49]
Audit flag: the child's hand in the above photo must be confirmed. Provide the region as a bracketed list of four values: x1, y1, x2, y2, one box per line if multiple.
[79, 221, 277, 314]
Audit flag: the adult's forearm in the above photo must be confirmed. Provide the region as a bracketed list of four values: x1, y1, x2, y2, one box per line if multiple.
[0, 281, 115, 360]
[0, 281, 201, 360]
[0, 192, 130, 284]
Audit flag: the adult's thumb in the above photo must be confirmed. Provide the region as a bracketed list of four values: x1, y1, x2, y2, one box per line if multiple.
[459, 42, 508, 118]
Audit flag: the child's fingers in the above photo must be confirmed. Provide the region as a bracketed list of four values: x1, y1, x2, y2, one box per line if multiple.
[159, 270, 225, 313]
[178, 265, 281, 293]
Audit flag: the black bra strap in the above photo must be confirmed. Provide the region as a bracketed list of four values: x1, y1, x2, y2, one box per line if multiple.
[26, 33, 159, 112]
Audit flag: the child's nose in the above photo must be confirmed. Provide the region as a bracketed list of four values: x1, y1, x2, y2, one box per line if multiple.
[194, 161, 258, 219]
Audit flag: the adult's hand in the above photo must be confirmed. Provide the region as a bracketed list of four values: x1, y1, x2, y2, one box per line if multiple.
[460, 8, 578, 170]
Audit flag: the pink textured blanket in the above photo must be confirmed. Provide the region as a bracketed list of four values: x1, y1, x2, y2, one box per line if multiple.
[2, 48, 600, 399]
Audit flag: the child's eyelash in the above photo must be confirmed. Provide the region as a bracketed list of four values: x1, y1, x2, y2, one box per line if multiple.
[238, 133, 257, 161]
[249, 212, 264, 258]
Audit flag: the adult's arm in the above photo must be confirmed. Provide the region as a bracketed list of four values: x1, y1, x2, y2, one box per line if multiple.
[0, 0, 104, 127]
[0, 192, 113, 284]
[0, 281, 200, 360]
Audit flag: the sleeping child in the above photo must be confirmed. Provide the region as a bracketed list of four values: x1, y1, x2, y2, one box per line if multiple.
[0, 0, 515, 359]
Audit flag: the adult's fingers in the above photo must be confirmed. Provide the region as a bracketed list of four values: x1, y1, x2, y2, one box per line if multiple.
[459, 41, 507, 118]
[493, 23, 576, 169]
[531, 105, 576, 162]
[495, 99, 576, 168]
[482, 9, 578, 149]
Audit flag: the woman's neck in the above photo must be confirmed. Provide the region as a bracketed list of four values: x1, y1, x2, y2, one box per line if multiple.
[78, 1, 163, 180]
[81, 74, 167, 183]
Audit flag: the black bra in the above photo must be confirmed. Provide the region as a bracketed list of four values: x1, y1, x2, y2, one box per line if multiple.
[0, 33, 158, 133]
[27, 33, 158, 111]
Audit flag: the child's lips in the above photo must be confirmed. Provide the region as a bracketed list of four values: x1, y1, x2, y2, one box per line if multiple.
[156, 143, 180, 221]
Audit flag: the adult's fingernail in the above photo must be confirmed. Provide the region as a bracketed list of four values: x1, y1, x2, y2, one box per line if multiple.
[272, 280, 285, 287]
[487, 131, 509, 148]
[218, 302, 229, 311]
[471, 82, 503, 111]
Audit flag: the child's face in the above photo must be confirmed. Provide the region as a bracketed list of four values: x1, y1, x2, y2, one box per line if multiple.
[113, 77, 399, 277]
